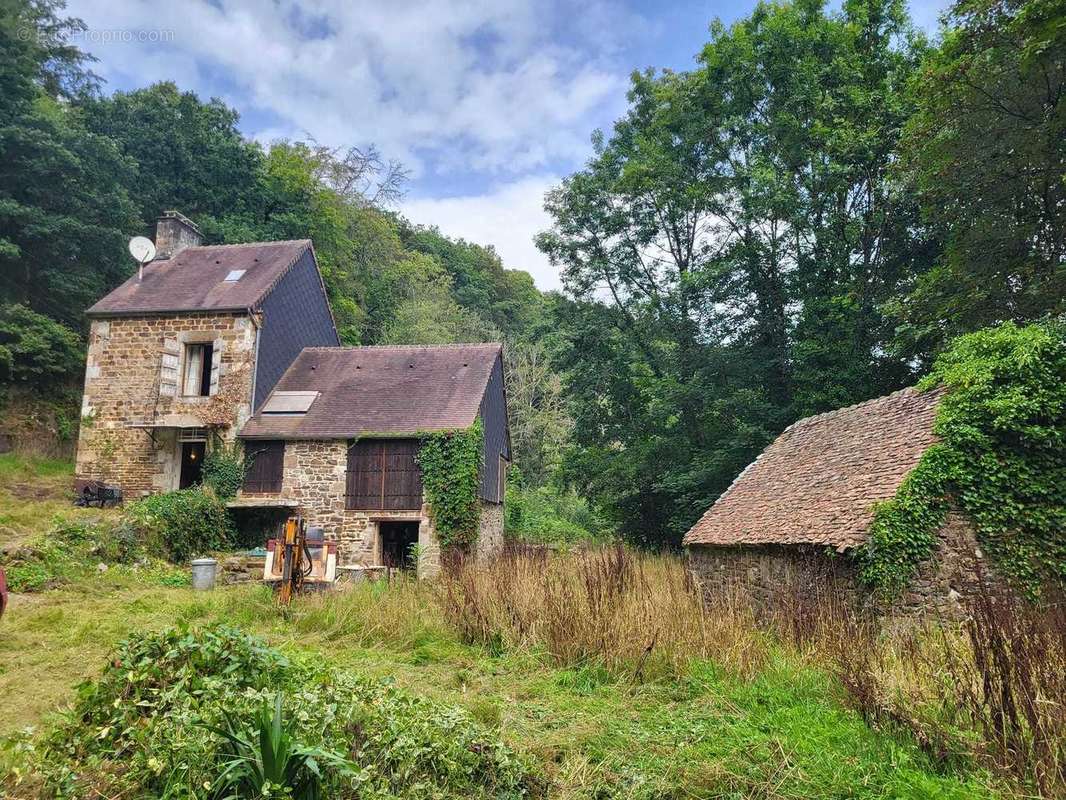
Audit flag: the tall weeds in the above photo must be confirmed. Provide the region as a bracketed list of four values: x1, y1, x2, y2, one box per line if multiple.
[438, 545, 1064, 796]
[437, 544, 767, 679]
[819, 581, 1065, 797]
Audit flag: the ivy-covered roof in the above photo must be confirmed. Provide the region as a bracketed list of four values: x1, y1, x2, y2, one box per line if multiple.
[683, 387, 944, 552]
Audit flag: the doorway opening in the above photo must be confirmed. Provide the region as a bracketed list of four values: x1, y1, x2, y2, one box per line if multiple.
[179, 441, 205, 489]
[379, 521, 419, 571]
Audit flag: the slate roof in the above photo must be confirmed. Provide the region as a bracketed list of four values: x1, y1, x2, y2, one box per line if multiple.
[683, 387, 944, 552]
[239, 344, 502, 440]
[86, 240, 312, 316]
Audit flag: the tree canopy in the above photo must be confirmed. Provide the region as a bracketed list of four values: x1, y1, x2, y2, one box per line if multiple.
[1, 0, 1062, 548]
[538, 0, 1064, 546]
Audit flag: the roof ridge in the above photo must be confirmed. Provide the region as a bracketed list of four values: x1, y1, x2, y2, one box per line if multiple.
[785, 385, 928, 433]
[180, 239, 311, 251]
[302, 343, 502, 352]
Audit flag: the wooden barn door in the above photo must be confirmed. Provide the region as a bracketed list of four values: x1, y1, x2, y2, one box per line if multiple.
[384, 441, 422, 510]
[346, 441, 384, 509]
[346, 440, 422, 510]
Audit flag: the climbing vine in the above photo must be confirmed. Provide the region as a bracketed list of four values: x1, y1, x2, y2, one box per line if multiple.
[417, 420, 484, 551]
[202, 435, 247, 500]
[859, 320, 1066, 597]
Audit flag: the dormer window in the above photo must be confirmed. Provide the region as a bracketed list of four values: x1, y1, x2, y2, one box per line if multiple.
[182, 342, 214, 396]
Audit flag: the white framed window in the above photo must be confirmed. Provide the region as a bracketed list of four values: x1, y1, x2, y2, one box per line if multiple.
[182, 342, 214, 396]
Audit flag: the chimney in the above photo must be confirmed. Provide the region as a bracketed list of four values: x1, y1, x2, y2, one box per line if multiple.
[154, 210, 203, 259]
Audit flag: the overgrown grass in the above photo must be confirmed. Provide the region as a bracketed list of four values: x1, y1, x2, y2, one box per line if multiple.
[821, 586, 1066, 797]
[0, 454, 109, 549]
[0, 457, 1031, 798]
[2, 575, 1009, 798]
[438, 544, 767, 680]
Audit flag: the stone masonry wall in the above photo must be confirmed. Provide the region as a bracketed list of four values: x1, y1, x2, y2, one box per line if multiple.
[75, 313, 257, 497]
[687, 543, 861, 612]
[687, 512, 1004, 619]
[476, 500, 504, 559]
[238, 440, 509, 578]
[241, 440, 442, 576]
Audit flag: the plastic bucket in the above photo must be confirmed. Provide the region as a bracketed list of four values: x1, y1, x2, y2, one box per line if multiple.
[190, 558, 218, 591]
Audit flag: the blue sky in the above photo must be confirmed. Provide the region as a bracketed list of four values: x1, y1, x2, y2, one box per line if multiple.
[65, 0, 949, 290]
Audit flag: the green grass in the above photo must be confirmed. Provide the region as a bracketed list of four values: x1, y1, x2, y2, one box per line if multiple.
[0, 454, 1011, 798]
[0, 455, 112, 550]
[1, 580, 1005, 798]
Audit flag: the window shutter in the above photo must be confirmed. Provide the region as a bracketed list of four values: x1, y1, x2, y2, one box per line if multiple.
[159, 338, 179, 397]
[384, 440, 423, 510]
[243, 441, 284, 492]
[209, 339, 223, 396]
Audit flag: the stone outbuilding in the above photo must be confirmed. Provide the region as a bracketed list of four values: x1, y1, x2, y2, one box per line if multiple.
[684, 387, 994, 615]
[233, 343, 511, 577]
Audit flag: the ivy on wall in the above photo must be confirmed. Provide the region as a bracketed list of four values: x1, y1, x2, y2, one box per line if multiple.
[202, 435, 247, 500]
[859, 321, 1066, 597]
[417, 420, 484, 551]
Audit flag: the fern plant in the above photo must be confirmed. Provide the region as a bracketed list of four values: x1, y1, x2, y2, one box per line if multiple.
[206, 693, 353, 799]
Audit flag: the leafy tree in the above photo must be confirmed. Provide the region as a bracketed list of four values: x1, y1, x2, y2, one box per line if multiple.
[0, 303, 83, 386]
[896, 0, 1066, 353]
[401, 223, 544, 338]
[504, 339, 571, 486]
[82, 82, 264, 230]
[539, 0, 925, 546]
[379, 252, 498, 345]
[0, 0, 139, 327]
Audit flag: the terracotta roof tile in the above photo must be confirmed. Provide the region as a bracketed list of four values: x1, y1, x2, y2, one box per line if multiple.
[683, 387, 943, 551]
[87, 240, 311, 316]
[239, 343, 502, 439]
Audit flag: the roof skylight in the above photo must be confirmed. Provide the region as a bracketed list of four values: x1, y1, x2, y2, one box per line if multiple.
[224, 269, 246, 282]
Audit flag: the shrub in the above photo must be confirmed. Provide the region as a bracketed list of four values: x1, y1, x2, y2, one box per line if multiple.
[505, 477, 609, 546]
[32, 624, 540, 800]
[0, 304, 83, 388]
[202, 436, 247, 500]
[0, 518, 164, 592]
[37, 624, 291, 798]
[124, 488, 232, 562]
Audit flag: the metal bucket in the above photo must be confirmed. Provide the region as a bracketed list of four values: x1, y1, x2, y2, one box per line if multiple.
[190, 558, 218, 591]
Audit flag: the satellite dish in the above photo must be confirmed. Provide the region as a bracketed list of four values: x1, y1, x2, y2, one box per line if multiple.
[128, 236, 156, 263]
[128, 236, 156, 282]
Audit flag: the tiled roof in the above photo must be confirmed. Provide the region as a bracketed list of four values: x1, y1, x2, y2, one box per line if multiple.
[683, 387, 943, 552]
[86, 240, 312, 316]
[239, 343, 502, 440]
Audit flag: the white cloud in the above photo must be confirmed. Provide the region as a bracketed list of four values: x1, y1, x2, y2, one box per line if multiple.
[402, 176, 562, 290]
[64, 0, 630, 179]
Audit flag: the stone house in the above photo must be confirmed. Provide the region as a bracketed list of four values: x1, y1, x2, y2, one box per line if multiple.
[233, 344, 511, 577]
[76, 212, 510, 576]
[76, 211, 339, 495]
[683, 387, 995, 616]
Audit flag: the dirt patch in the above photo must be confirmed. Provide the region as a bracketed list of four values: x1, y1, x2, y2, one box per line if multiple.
[8, 482, 66, 501]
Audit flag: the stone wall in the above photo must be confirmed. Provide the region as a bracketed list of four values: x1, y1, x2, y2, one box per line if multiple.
[240, 439, 441, 577]
[238, 439, 508, 578]
[75, 313, 257, 497]
[687, 542, 861, 612]
[687, 512, 1003, 618]
[476, 500, 505, 559]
